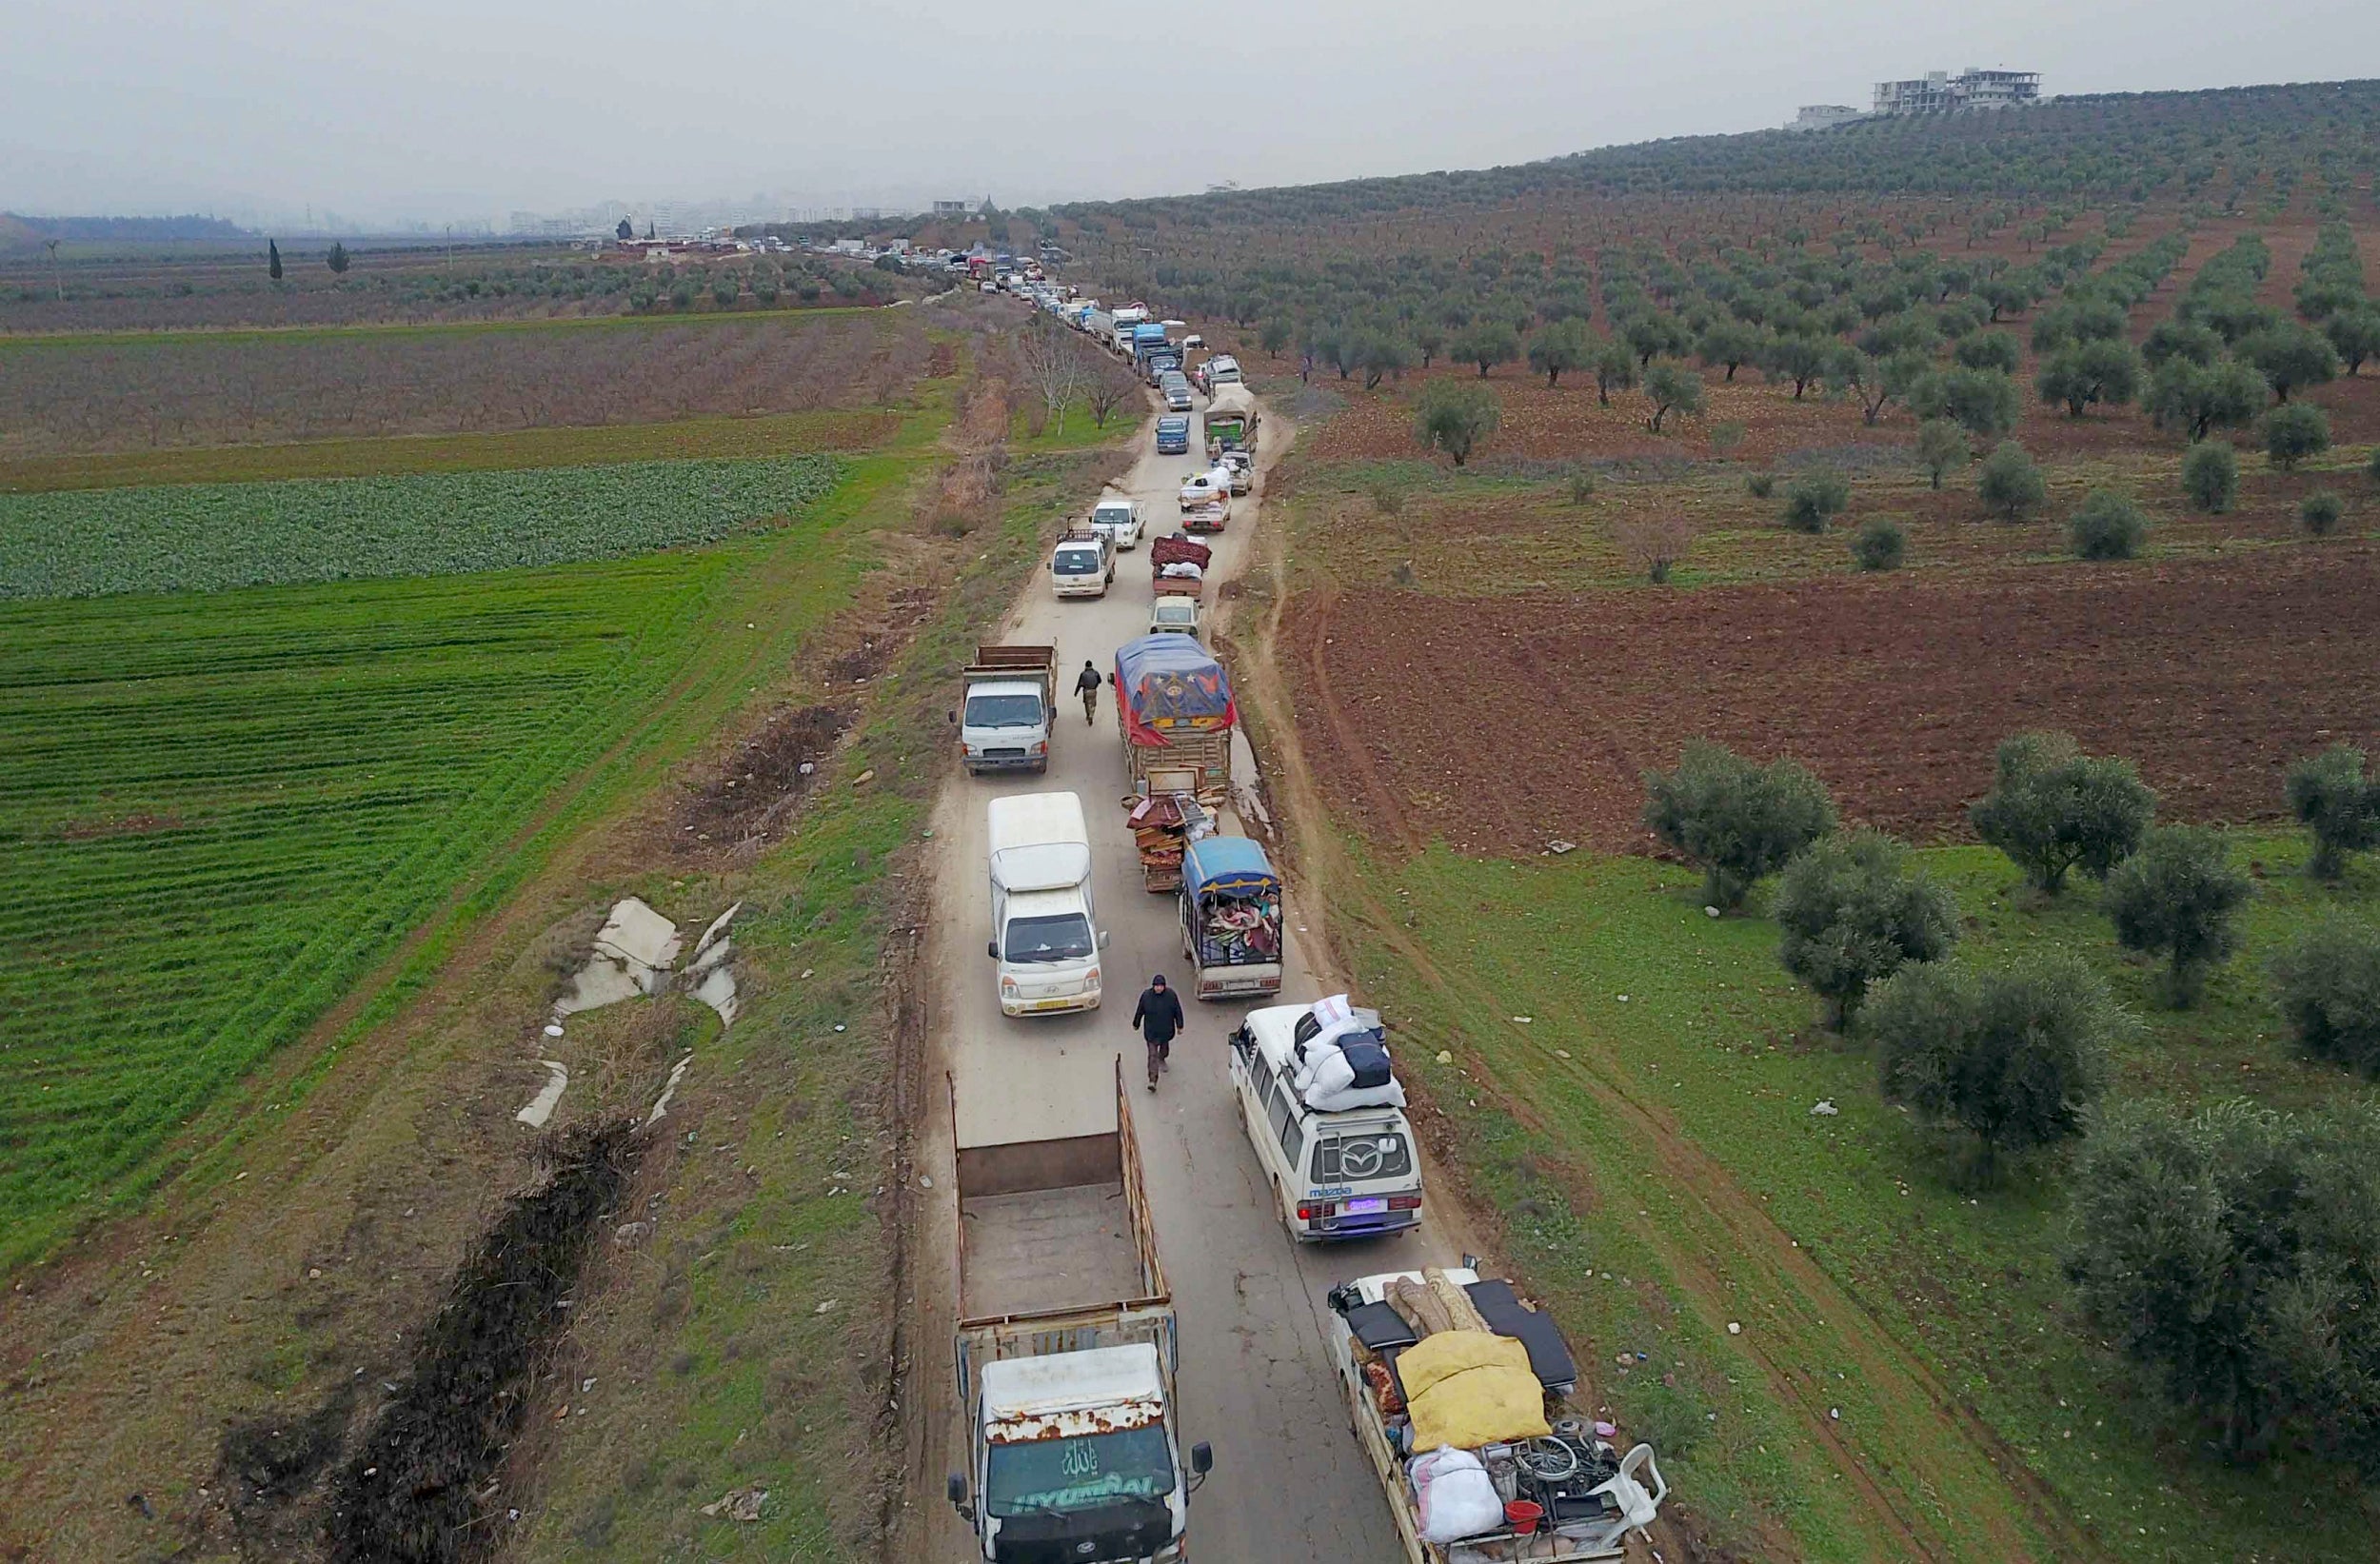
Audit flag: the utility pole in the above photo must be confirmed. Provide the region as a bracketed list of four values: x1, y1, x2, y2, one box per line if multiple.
[44, 239, 63, 301]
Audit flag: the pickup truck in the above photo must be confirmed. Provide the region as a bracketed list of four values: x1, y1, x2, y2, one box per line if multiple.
[1149, 533, 1208, 600]
[1091, 495, 1144, 550]
[1050, 525, 1115, 598]
[1324, 1266, 1668, 1562]
[1177, 468, 1232, 510]
[956, 644, 1056, 775]
[947, 1060, 1213, 1562]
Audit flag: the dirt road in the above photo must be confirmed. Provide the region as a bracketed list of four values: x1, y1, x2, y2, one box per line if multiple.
[900, 388, 1456, 1558]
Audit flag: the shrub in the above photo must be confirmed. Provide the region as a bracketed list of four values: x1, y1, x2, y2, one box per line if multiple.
[1849, 517, 1906, 571]
[1365, 476, 1407, 516]
[1974, 441, 2047, 521]
[1708, 421, 1746, 458]
[2300, 489, 2343, 535]
[1566, 466, 1598, 504]
[1780, 468, 1850, 533]
[2064, 1099, 2380, 1475]
[2068, 487, 2150, 560]
[1640, 741, 1836, 911]
[1871, 955, 2124, 1174]
[2263, 402, 2331, 468]
[1970, 732, 2156, 894]
[1745, 472, 1775, 499]
[2271, 921, 2380, 1075]
[2179, 441, 2238, 513]
[1614, 513, 1694, 584]
[2285, 743, 2380, 881]
[2105, 825, 2251, 1006]
[1775, 830, 1961, 1028]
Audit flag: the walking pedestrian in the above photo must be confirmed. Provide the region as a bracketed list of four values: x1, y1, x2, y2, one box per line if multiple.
[1075, 661, 1102, 726]
[1130, 974, 1185, 1091]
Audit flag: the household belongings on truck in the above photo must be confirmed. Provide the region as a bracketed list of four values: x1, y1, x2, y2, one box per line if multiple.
[1289, 993, 1405, 1113]
[1330, 1266, 1666, 1555]
[1180, 836, 1281, 966]
[1114, 635, 1235, 803]
[1124, 790, 1213, 892]
[1180, 499, 1229, 534]
[1150, 532, 1209, 597]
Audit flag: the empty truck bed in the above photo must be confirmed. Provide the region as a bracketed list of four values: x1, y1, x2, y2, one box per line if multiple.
[960, 1179, 1143, 1319]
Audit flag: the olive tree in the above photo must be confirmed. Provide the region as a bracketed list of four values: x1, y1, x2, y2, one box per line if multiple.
[1870, 955, 2124, 1176]
[2147, 357, 2267, 441]
[2064, 1099, 2380, 1475]
[1454, 321, 1519, 378]
[1640, 741, 1835, 911]
[1780, 468, 1851, 533]
[1526, 317, 1590, 386]
[1775, 831, 1961, 1028]
[2105, 826, 2251, 1006]
[1911, 366, 2021, 442]
[1970, 732, 2156, 894]
[2069, 488, 2151, 560]
[1974, 441, 2047, 520]
[1412, 380, 1500, 466]
[2237, 323, 2340, 402]
[1642, 360, 1704, 432]
[2263, 402, 2330, 468]
[1914, 419, 1970, 490]
[2285, 743, 2380, 881]
[2271, 920, 2380, 1076]
[2036, 340, 2142, 418]
[2179, 440, 2238, 512]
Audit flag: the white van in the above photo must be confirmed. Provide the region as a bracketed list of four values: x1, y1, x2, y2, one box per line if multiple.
[1227, 1002, 1421, 1241]
[1049, 527, 1113, 598]
[987, 792, 1108, 1017]
[1090, 495, 1143, 550]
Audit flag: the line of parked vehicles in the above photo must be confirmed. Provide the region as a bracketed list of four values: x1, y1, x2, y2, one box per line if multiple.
[945, 292, 1671, 1563]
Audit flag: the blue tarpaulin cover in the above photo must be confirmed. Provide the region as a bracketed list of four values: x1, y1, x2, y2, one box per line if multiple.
[1183, 836, 1278, 900]
[1114, 635, 1235, 740]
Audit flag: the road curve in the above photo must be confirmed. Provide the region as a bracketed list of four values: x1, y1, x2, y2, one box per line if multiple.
[900, 383, 1464, 1559]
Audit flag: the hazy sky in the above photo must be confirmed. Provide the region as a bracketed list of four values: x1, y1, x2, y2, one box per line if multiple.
[7, 1, 2375, 226]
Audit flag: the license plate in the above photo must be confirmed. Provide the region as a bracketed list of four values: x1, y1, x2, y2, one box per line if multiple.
[1345, 1198, 1388, 1216]
[1026, 998, 1077, 1012]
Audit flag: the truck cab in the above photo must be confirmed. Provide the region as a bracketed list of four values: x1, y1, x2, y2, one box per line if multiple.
[957, 644, 1057, 775]
[1154, 416, 1191, 455]
[1228, 1000, 1422, 1240]
[1091, 496, 1144, 550]
[1050, 526, 1114, 598]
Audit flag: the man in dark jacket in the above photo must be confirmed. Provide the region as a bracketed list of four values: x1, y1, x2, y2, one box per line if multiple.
[1130, 974, 1185, 1089]
[1075, 661, 1103, 725]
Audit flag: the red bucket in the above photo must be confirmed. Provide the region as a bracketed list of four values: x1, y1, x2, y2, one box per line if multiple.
[1504, 1498, 1545, 1533]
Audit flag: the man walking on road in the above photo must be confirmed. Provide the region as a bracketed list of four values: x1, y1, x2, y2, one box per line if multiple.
[1130, 974, 1184, 1091]
[1075, 660, 1103, 726]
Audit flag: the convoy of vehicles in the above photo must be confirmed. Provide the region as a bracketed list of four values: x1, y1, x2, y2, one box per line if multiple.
[1229, 999, 1423, 1241]
[1050, 525, 1116, 598]
[947, 1060, 1213, 1562]
[957, 643, 1057, 775]
[1326, 1267, 1667, 1561]
[986, 792, 1109, 1016]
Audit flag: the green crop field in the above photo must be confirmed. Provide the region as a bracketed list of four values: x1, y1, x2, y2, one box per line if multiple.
[0, 454, 843, 598]
[0, 440, 919, 1270]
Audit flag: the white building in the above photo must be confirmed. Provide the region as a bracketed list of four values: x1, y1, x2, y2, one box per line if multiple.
[1873, 69, 2041, 116]
[1786, 105, 1864, 132]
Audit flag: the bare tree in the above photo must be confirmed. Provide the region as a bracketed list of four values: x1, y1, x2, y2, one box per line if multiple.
[1084, 353, 1140, 429]
[1014, 317, 1089, 437]
[1613, 513, 1695, 584]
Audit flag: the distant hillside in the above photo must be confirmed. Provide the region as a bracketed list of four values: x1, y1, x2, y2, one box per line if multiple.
[0, 213, 254, 250]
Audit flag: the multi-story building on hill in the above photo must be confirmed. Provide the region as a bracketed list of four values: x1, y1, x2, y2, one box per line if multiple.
[1873, 69, 2042, 115]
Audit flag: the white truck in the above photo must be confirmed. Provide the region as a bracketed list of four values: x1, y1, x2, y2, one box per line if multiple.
[987, 791, 1109, 1016]
[1090, 494, 1144, 550]
[946, 1060, 1214, 1562]
[957, 644, 1057, 776]
[1051, 525, 1115, 598]
[1325, 1267, 1668, 1562]
[1109, 305, 1149, 356]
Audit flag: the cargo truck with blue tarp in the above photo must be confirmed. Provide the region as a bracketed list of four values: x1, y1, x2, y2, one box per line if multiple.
[1113, 636, 1234, 804]
[1180, 836, 1283, 999]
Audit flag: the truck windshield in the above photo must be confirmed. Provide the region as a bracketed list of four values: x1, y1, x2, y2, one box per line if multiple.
[1313, 1131, 1413, 1183]
[1094, 509, 1132, 529]
[1053, 549, 1101, 575]
[985, 1428, 1176, 1516]
[964, 694, 1042, 729]
[1003, 913, 1094, 963]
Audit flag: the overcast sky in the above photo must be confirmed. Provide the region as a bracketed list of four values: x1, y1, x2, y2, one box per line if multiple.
[7, 1, 2375, 227]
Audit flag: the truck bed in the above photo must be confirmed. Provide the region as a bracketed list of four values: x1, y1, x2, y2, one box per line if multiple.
[959, 1181, 1144, 1320]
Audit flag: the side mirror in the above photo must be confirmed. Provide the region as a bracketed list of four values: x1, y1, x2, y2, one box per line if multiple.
[986, 940, 999, 960]
[945, 1473, 973, 1519]
[947, 709, 957, 724]
[1099, 930, 1113, 950]
[1190, 1441, 1214, 1491]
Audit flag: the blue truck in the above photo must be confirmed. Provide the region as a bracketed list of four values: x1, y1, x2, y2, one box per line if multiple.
[1131, 323, 1181, 381]
[1155, 415, 1191, 455]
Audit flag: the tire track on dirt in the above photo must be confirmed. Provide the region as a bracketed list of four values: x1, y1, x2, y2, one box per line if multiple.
[1285, 588, 1423, 852]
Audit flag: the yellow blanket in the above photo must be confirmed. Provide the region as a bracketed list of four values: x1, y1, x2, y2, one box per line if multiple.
[1399, 1330, 1550, 1450]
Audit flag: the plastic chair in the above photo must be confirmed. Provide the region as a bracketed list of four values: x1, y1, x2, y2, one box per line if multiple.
[1584, 1444, 1667, 1541]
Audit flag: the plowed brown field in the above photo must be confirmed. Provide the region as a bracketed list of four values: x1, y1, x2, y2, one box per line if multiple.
[1288, 544, 2380, 856]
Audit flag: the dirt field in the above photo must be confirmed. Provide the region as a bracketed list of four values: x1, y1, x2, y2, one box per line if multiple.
[1287, 543, 2380, 856]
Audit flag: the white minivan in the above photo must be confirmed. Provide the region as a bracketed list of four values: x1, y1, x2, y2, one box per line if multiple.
[987, 792, 1109, 1017]
[1227, 1001, 1422, 1241]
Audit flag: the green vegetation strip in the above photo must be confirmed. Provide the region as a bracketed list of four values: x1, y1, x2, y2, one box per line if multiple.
[0, 442, 947, 1271]
[0, 411, 901, 493]
[1340, 839, 2380, 1562]
[0, 455, 843, 598]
